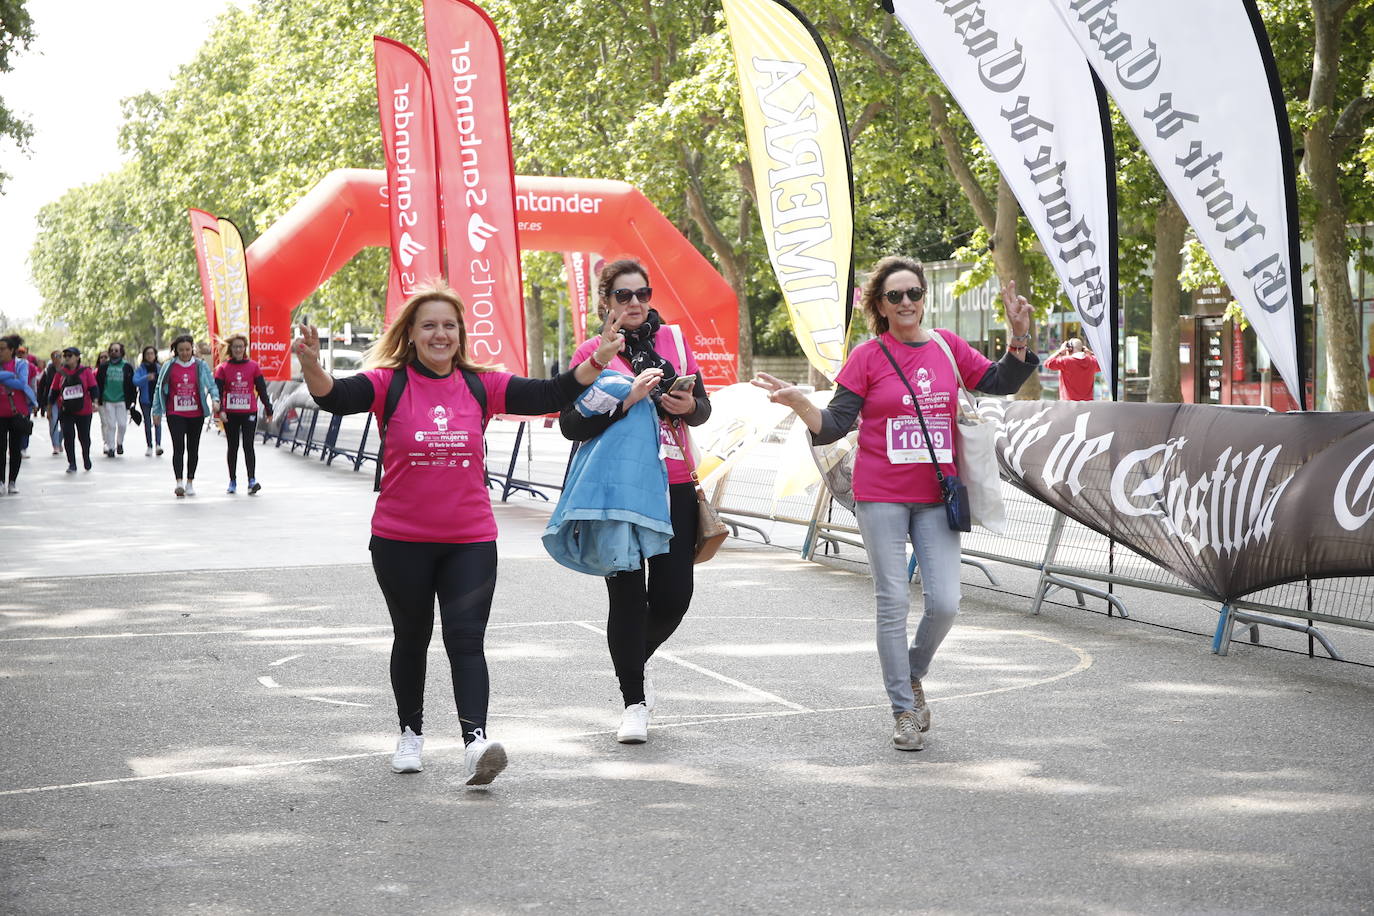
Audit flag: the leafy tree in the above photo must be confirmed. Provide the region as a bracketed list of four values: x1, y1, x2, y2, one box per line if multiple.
[0, 0, 35, 192]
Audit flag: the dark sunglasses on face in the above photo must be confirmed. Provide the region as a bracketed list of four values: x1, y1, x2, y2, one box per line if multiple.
[883, 287, 926, 305]
[612, 286, 653, 305]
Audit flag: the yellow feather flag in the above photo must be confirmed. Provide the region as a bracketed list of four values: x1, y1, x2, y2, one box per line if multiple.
[202, 227, 229, 344]
[722, 0, 854, 381]
[216, 218, 251, 346]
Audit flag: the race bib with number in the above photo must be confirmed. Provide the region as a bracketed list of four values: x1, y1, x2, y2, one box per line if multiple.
[226, 392, 252, 411]
[886, 415, 953, 464]
[61, 384, 83, 402]
[658, 421, 684, 461]
[173, 394, 199, 412]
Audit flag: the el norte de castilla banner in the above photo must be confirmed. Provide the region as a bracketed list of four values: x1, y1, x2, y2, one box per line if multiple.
[885, 0, 1119, 396]
[723, 0, 854, 382]
[988, 399, 1374, 600]
[1044, 0, 1305, 406]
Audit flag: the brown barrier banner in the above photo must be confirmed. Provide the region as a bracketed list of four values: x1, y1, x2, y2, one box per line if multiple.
[989, 400, 1374, 600]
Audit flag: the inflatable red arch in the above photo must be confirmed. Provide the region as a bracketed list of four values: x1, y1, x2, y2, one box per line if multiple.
[244, 169, 740, 386]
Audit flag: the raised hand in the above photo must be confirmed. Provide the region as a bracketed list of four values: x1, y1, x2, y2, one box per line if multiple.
[593, 302, 627, 366]
[1001, 281, 1032, 337]
[293, 324, 323, 367]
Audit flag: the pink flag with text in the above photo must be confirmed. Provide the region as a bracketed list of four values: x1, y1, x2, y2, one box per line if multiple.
[424, 0, 526, 372]
[374, 36, 444, 325]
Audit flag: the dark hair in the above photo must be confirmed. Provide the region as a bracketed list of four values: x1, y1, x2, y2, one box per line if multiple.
[595, 257, 651, 318]
[0, 334, 21, 352]
[141, 346, 158, 364]
[171, 334, 195, 355]
[225, 334, 249, 356]
[861, 255, 928, 336]
[108, 342, 125, 358]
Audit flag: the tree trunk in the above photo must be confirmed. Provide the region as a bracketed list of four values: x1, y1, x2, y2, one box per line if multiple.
[1147, 195, 1186, 403]
[524, 283, 547, 376]
[682, 153, 752, 380]
[989, 177, 1041, 400]
[1303, 0, 1366, 410]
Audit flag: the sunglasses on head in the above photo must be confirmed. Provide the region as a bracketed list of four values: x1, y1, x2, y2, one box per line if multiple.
[612, 286, 653, 304]
[883, 287, 926, 305]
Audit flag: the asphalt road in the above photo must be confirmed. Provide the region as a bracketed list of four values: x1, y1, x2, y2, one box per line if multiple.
[2, 432, 1371, 914]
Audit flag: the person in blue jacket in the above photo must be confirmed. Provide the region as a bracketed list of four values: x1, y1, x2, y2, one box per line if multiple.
[132, 346, 163, 457]
[0, 334, 38, 494]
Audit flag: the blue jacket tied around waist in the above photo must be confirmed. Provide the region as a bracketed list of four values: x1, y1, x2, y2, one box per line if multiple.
[542, 371, 673, 576]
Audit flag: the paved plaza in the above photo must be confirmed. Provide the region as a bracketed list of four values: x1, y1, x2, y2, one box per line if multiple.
[2, 433, 1372, 914]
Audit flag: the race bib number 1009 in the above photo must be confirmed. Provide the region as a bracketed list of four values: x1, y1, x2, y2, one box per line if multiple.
[885, 415, 953, 464]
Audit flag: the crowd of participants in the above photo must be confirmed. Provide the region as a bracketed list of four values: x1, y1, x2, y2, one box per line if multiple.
[0, 332, 272, 498]
[285, 253, 1038, 787]
[3, 252, 1040, 788]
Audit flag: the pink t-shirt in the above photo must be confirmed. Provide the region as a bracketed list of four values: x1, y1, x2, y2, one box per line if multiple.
[365, 366, 513, 543]
[835, 330, 993, 504]
[216, 359, 262, 414]
[568, 325, 702, 485]
[168, 363, 203, 417]
[51, 367, 97, 416]
[0, 360, 30, 417]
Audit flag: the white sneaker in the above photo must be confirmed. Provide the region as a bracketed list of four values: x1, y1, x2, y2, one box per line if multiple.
[145, 447, 153, 457]
[184, 481, 196, 497]
[617, 702, 650, 744]
[391, 727, 423, 773]
[6, 483, 16, 495]
[463, 730, 507, 786]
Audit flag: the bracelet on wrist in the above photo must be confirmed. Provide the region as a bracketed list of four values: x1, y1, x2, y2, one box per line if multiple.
[1010, 333, 1031, 343]
[588, 353, 608, 371]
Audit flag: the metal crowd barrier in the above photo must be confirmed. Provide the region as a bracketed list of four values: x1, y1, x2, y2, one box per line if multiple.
[257, 387, 1371, 661]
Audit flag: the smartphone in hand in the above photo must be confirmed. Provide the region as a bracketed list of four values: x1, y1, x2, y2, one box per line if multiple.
[669, 373, 697, 393]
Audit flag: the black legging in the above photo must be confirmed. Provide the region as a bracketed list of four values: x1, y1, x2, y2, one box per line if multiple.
[59, 414, 93, 468]
[166, 414, 204, 480]
[224, 413, 257, 480]
[605, 481, 700, 706]
[0, 414, 25, 483]
[369, 536, 498, 745]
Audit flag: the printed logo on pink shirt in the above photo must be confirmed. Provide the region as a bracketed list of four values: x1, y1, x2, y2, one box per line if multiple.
[409, 403, 475, 468]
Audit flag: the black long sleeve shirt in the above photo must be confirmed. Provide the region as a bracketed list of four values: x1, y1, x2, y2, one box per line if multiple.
[312, 361, 589, 417]
[811, 344, 1040, 446]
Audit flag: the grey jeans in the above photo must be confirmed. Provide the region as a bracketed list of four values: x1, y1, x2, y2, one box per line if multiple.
[854, 500, 961, 717]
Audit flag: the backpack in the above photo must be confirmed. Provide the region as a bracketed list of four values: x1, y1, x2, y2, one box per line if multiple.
[373, 365, 488, 492]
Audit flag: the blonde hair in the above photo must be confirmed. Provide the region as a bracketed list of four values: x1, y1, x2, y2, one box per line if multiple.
[365, 280, 485, 372]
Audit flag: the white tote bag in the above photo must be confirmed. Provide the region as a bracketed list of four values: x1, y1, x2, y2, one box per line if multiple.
[928, 332, 1007, 534]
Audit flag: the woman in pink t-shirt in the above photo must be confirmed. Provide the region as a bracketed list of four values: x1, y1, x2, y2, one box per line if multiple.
[214, 335, 274, 495]
[298, 281, 627, 787]
[754, 256, 1037, 752]
[558, 258, 713, 746]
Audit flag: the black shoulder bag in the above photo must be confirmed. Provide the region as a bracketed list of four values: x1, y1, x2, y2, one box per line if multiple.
[876, 338, 971, 533]
[373, 365, 488, 492]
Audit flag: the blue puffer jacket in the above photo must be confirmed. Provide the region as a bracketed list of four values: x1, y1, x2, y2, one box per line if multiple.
[542, 371, 673, 576]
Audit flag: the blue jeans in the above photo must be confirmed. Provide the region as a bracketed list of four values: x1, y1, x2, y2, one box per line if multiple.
[854, 500, 961, 717]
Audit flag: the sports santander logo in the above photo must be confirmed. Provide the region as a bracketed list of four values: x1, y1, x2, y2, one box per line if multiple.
[467, 214, 498, 252]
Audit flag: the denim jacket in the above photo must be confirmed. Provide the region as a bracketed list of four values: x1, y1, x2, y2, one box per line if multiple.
[542, 371, 673, 576]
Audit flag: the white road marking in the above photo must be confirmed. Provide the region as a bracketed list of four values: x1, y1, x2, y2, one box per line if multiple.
[569, 621, 813, 713]
[257, 676, 279, 689]
[269, 654, 303, 667]
[0, 620, 1096, 798]
[304, 697, 371, 708]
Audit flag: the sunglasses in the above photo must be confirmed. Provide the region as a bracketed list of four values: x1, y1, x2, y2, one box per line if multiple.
[883, 287, 926, 305]
[612, 287, 653, 304]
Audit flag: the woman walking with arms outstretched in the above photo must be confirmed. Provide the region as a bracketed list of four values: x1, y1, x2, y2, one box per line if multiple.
[298, 281, 628, 786]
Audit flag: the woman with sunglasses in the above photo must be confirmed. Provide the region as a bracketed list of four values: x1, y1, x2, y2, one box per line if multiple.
[752, 256, 1036, 752]
[559, 258, 712, 745]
